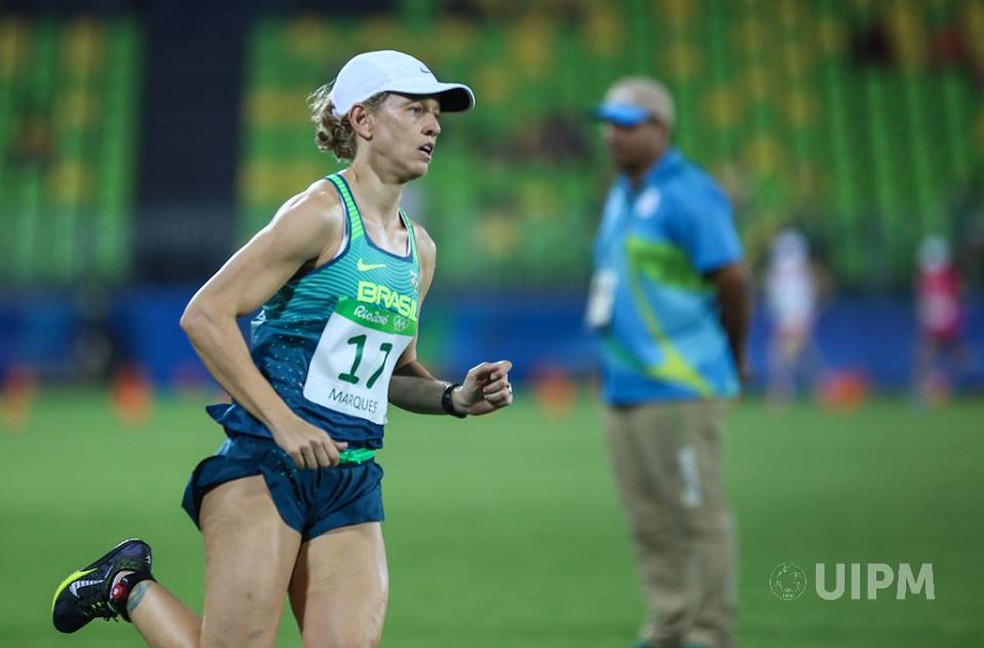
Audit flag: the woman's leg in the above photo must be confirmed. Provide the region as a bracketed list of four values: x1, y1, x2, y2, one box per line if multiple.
[114, 579, 197, 648]
[129, 475, 302, 648]
[288, 522, 389, 648]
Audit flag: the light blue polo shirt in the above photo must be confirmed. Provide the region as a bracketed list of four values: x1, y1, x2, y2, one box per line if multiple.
[592, 148, 743, 404]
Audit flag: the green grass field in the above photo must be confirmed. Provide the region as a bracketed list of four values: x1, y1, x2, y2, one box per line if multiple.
[2, 390, 982, 647]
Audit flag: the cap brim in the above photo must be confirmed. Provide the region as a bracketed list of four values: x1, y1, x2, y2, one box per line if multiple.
[594, 104, 650, 127]
[386, 81, 476, 112]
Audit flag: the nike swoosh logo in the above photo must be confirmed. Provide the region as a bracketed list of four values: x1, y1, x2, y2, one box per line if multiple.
[357, 259, 387, 272]
[69, 577, 101, 597]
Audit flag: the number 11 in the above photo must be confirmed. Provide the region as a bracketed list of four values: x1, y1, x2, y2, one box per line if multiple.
[338, 335, 393, 388]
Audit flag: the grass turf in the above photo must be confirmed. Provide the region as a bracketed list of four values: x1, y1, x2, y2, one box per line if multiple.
[2, 389, 981, 647]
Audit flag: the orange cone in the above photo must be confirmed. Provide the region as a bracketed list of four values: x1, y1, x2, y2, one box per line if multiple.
[111, 364, 153, 427]
[533, 367, 577, 420]
[1, 365, 38, 432]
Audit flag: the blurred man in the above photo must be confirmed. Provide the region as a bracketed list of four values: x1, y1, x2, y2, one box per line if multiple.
[587, 77, 750, 648]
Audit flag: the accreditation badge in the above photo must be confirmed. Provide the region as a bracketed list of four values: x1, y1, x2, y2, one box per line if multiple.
[585, 268, 618, 331]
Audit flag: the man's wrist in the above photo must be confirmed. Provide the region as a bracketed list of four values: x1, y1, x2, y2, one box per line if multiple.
[441, 382, 467, 418]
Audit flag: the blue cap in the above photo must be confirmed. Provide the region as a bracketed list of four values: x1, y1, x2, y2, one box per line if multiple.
[594, 103, 651, 127]
[595, 78, 676, 128]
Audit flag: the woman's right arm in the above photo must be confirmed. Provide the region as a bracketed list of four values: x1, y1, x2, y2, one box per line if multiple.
[180, 187, 349, 468]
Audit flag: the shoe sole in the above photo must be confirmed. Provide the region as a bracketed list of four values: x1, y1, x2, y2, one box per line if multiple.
[51, 538, 151, 633]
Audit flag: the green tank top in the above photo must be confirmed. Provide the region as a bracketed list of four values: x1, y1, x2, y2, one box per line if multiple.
[208, 173, 421, 447]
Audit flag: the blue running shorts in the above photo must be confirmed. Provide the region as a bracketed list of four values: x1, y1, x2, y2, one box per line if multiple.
[182, 433, 384, 541]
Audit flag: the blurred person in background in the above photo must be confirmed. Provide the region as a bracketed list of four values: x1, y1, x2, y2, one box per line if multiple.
[52, 50, 514, 648]
[763, 227, 826, 406]
[586, 77, 750, 648]
[913, 234, 965, 404]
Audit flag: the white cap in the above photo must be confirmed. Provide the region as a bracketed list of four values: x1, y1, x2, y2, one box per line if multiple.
[328, 50, 475, 116]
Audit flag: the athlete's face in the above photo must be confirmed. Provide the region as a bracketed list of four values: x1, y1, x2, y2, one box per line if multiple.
[602, 118, 668, 176]
[368, 94, 442, 181]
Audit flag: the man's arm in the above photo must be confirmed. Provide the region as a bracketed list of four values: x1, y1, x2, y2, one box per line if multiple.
[706, 261, 752, 384]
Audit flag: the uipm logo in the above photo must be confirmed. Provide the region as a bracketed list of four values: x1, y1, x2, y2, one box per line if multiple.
[770, 562, 935, 601]
[816, 563, 935, 600]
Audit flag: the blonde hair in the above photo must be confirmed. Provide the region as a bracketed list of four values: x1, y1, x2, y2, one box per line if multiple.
[308, 84, 388, 162]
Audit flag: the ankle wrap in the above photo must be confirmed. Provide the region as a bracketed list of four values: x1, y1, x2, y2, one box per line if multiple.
[109, 571, 155, 622]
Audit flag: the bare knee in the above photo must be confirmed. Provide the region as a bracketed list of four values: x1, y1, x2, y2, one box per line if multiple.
[311, 627, 382, 648]
[201, 616, 280, 648]
[300, 587, 387, 648]
[313, 618, 384, 648]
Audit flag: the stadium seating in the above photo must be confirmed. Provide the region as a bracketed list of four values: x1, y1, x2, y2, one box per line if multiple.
[0, 17, 140, 285]
[238, 0, 983, 290]
[6, 3, 977, 290]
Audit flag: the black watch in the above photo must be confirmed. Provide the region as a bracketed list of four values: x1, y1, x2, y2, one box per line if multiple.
[442, 383, 467, 418]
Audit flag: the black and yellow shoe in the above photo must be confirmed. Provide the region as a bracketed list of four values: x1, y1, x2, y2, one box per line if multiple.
[51, 538, 153, 633]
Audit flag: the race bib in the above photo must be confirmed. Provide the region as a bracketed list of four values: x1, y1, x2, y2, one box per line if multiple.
[303, 298, 416, 424]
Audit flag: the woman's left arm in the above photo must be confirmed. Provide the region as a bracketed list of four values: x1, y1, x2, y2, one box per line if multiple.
[388, 222, 513, 416]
